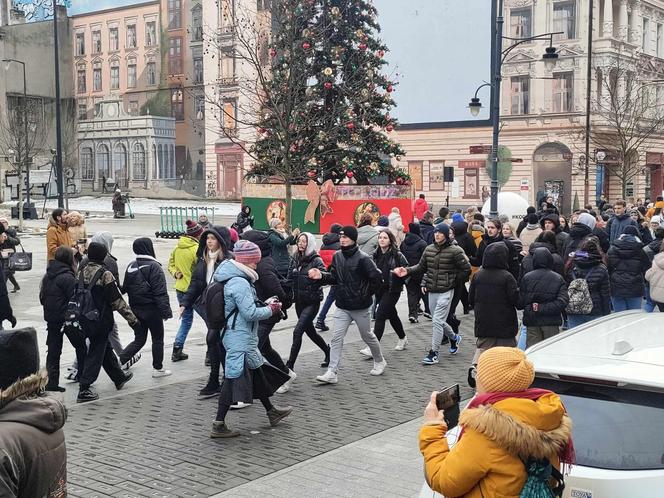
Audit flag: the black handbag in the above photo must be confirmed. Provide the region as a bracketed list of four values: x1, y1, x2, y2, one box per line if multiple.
[8, 244, 32, 272]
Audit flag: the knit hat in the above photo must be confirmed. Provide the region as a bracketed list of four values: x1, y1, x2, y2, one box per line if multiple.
[576, 212, 596, 230]
[526, 213, 539, 225]
[433, 223, 449, 237]
[477, 347, 535, 393]
[622, 225, 639, 236]
[452, 213, 464, 224]
[330, 223, 343, 234]
[186, 220, 203, 239]
[377, 215, 389, 227]
[408, 222, 421, 236]
[233, 239, 262, 265]
[229, 227, 239, 244]
[0, 328, 40, 390]
[339, 225, 358, 243]
[87, 242, 108, 263]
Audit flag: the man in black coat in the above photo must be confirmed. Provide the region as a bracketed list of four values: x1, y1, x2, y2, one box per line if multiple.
[518, 248, 568, 347]
[400, 222, 429, 322]
[539, 214, 569, 259]
[0, 226, 16, 329]
[607, 225, 650, 311]
[119, 238, 173, 377]
[419, 211, 435, 245]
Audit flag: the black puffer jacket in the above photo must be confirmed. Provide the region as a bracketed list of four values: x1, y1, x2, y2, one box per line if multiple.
[607, 235, 650, 298]
[563, 223, 593, 260]
[471, 233, 520, 280]
[39, 259, 76, 323]
[291, 251, 326, 306]
[406, 241, 471, 293]
[567, 253, 611, 316]
[539, 214, 570, 258]
[644, 236, 664, 261]
[468, 243, 519, 339]
[122, 238, 172, 319]
[400, 232, 427, 266]
[451, 221, 477, 259]
[321, 244, 383, 310]
[593, 226, 610, 253]
[373, 247, 408, 294]
[518, 248, 568, 327]
[180, 228, 228, 309]
[520, 241, 564, 281]
[420, 221, 435, 245]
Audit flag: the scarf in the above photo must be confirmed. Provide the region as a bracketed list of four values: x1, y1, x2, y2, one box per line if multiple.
[206, 250, 220, 283]
[461, 388, 575, 467]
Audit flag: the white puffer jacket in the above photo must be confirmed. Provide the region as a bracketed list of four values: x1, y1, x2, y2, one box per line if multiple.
[646, 252, 664, 303]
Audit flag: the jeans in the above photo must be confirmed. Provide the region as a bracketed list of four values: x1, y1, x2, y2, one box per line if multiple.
[258, 321, 289, 374]
[317, 286, 337, 323]
[525, 325, 560, 348]
[287, 302, 328, 369]
[406, 276, 429, 317]
[79, 328, 126, 390]
[174, 290, 206, 348]
[567, 314, 599, 329]
[644, 284, 656, 312]
[46, 320, 86, 387]
[328, 307, 383, 374]
[428, 291, 457, 352]
[373, 291, 406, 341]
[611, 296, 643, 312]
[119, 309, 165, 370]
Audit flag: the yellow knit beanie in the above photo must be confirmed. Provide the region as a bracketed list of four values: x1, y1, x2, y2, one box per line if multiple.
[476, 347, 534, 393]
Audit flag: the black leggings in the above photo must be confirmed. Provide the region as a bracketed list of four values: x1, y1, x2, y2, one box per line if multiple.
[206, 328, 227, 385]
[215, 382, 272, 422]
[287, 302, 328, 370]
[373, 291, 406, 341]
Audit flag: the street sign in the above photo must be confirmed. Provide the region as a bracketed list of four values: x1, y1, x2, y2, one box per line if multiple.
[470, 145, 492, 154]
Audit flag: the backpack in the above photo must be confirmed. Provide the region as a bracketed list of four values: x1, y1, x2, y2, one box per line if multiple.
[565, 268, 594, 315]
[204, 280, 238, 331]
[64, 267, 106, 338]
[519, 458, 565, 498]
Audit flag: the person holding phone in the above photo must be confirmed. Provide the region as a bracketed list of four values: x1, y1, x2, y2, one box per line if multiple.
[419, 347, 574, 498]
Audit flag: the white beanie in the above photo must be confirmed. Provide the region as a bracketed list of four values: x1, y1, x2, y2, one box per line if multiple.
[577, 213, 596, 230]
[651, 215, 661, 225]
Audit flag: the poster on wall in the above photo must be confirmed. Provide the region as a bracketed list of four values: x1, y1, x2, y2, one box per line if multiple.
[429, 162, 444, 190]
[463, 168, 479, 198]
[409, 161, 423, 191]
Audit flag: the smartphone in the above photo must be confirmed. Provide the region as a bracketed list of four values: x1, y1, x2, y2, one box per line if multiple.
[436, 384, 461, 429]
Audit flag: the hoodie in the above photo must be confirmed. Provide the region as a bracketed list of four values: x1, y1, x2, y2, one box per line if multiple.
[469, 243, 519, 339]
[123, 238, 172, 319]
[646, 252, 664, 303]
[451, 221, 477, 259]
[80, 231, 120, 283]
[519, 241, 565, 281]
[607, 235, 650, 298]
[46, 214, 73, 261]
[39, 259, 76, 323]
[357, 225, 379, 256]
[539, 214, 569, 258]
[518, 223, 542, 253]
[519, 248, 568, 327]
[167, 235, 199, 292]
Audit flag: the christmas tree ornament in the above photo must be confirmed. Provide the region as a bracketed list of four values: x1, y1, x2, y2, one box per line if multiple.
[307, 169, 317, 178]
[270, 48, 277, 57]
[359, 43, 367, 50]
[323, 67, 333, 76]
[302, 42, 311, 50]
[324, 82, 333, 89]
[386, 84, 393, 93]
[346, 171, 354, 178]
[377, 50, 385, 57]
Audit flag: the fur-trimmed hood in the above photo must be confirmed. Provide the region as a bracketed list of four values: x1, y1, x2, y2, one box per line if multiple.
[459, 394, 572, 462]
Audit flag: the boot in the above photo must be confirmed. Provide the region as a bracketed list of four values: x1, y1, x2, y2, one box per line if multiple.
[210, 421, 240, 438]
[315, 320, 329, 332]
[171, 346, 189, 362]
[198, 376, 221, 399]
[267, 405, 293, 427]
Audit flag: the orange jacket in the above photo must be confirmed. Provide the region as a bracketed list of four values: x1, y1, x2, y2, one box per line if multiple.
[646, 201, 664, 220]
[419, 393, 571, 498]
[46, 217, 73, 261]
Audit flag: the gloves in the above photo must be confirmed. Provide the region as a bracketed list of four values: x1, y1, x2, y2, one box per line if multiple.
[268, 301, 282, 317]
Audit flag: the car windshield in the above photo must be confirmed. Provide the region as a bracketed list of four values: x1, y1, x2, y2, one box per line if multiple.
[533, 377, 664, 471]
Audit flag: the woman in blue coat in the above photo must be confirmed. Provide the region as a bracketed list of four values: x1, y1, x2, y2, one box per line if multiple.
[210, 240, 293, 438]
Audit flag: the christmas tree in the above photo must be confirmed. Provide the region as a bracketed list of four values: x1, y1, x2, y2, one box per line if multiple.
[248, 0, 408, 212]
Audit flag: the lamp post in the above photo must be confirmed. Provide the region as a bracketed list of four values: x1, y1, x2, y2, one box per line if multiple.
[468, 0, 560, 216]
[2, 59, 31, 214]
[52, 0, 64, 208]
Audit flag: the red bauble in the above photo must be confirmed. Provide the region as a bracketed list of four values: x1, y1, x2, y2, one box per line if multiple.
[396, 177, 404, 185]
[302, 42, 311, 50]
[386, 124, 394, 132]
[324, 82, 333, 89]
[346, 122, 355, 130]
[386, 84, 393, 93]
[307, 169, 317, 178]
[359, 43, 367, 50]
[258, 128, 266, 134]
[377, 50, 385, 57]
[269, 48, 277, 57]
[346, 171, 354, 178]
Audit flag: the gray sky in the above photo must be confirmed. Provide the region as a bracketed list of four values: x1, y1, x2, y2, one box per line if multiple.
[67, 0, 491, 124]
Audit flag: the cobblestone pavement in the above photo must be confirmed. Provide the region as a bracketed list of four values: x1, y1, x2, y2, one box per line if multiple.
[65, 316, 475, 497]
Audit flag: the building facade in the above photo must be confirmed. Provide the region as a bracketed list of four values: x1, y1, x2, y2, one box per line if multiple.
[395, 0, 664, 213]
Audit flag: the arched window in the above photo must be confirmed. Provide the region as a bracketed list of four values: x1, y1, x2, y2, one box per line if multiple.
[152, 144, 157, 179]
[158, 144, 164, 179]
[80, 147, 93, 180]
[113, 143, 127, 185]
[170, 145, 176, 178]
[132, 143, 146, 180]
[96, 144, 110, 178]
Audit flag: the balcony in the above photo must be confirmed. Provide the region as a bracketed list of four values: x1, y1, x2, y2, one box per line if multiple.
[217, 26, 236, 48]
[217, 77, 239, 95]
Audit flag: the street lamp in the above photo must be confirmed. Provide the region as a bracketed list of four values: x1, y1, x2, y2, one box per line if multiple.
[468, 0, 561, 216]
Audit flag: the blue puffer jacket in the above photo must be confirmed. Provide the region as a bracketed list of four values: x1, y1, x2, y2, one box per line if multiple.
[213, 259, 273, 379]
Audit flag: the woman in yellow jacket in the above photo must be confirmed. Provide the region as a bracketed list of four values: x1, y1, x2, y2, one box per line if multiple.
[419, 347, 574, 498]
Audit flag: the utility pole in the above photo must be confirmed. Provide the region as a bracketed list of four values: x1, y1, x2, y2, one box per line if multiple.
[53, 0, 65, 208]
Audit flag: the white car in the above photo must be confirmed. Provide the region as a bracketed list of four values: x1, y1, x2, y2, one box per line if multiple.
[419, 311, 664, 498]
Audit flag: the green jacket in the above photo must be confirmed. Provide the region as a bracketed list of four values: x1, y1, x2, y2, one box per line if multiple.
[406, 241, 471, 293]
[168, 236, 199, 292]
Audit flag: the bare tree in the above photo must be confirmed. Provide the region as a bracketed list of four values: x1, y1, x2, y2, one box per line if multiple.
[11, 0, 69, 21]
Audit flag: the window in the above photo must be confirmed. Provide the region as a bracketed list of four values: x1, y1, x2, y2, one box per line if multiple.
[192, 7, 203, 41]
[169, 37, 183, 74]
[114, 144, 128, 184]
[132, 143, 146, 180]
[78, 100, 87, 120]
[171, 88, 184, 120]
[553, 1, 576, 40]
[76, 32, 85, 56]
[511, 76, 529, 115]
[80, 148, 94, 179]
[109, 27, 119, 51]
[195, 95, 205, 119]
[126, 24, 137, 49]
[127, 62, 137, 88]
[222, 100, 236, 131]
[96, 145, 110, 178]
[657, 23, 663, 58]
[110, 65, 120, 90]
[128, 100, 139, 115]
[93, 66, 102, 92]
[510, 8, 532, 38]
[92, 30, 102, 53]
[147, 62, 157, 86]
[168, 0, 182, 29]
[77, 68, 86, 94]
[158, 144, 164, 178]
[643, 18, 650, 51]
[194, 57, 204, 84]
[146, 21, 157, 46]
[553, 72, 573, 112]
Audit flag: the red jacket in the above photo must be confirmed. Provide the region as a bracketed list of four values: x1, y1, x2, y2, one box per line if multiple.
[414, 198, 428, 220]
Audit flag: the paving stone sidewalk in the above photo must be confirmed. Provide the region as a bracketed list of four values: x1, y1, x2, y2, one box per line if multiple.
[65, 317, 475, 498]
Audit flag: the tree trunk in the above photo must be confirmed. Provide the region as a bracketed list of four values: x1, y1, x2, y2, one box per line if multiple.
[285, 180, 293, 229]
[17, 170, 23, 231]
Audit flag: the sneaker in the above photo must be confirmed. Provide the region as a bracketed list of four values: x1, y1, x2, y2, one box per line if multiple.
[276, 369, 297, 394]
[65, 368, 78, 382]
[199, 380, 221, 399]
[152, 368, 172, 378]
[450, 334, 462, 355]
[210, 421, 240, 438]
[359, 346, 372, 358]
[370, 359, 387, 376]
[45, 385, 66, 393]
[115, 372, 133, 390]
[121, 353, 141, 370]
[316, 370, 338, 384]
[394, 337, 408, 351]
[315, 321, 329, 332]
[423, 312, 432, 319]
[422, 350, 439, 365]
[408, 316, 418, 323]
[267, 405, 293, 427]
[230, 401, 250, 410]
[77, 387, 99, 403]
